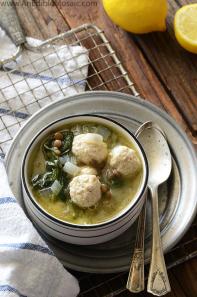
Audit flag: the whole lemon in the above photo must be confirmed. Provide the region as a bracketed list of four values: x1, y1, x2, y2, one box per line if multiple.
[102, 0, 168, 34]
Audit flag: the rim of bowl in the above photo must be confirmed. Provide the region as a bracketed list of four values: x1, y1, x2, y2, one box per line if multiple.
[22, 114, 148, 229]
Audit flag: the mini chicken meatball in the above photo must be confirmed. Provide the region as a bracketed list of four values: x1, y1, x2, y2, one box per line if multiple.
[69, 174, 102, 208]
[72, 133, 108, 166]
[79, 166, 97, 176]
[108, 145, 141, 178]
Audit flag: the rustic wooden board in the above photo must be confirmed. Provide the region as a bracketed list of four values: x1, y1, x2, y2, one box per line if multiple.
[15, 0, 194, 139]
[134, 0, 197, 135]
[54, 0, 197, 145]
[8, 1, 197, 296]
[15, 0, 69, 38]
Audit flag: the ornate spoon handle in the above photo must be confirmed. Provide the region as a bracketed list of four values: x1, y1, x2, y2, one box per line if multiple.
[147, 186, 171, 296]
[126, 198, 146, 292]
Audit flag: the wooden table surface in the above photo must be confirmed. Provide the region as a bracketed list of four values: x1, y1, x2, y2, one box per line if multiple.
[13, 0, 197, 296]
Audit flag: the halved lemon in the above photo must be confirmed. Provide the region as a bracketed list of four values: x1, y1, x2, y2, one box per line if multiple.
[174, 4, 197, 54]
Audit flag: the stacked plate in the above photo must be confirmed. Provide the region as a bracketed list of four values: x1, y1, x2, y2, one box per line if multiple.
[5, 91, 197, 273]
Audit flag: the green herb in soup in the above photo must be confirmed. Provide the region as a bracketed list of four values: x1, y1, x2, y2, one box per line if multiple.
[30, 122, 143, 225]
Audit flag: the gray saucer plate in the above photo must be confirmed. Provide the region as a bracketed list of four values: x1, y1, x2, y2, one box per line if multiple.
[5, 91, 197, 273]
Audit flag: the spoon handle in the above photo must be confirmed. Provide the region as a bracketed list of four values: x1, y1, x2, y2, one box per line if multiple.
[147, 187, 171, 296]
[126, 197, 147, 292]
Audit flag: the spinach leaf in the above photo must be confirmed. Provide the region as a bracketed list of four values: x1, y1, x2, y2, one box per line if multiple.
[32, 160, 61, 190]
[31, 158, 70, 202]
[42, 131, 74, 159]
[32, 172, 54, 189]
[42, 136, 57, 161]
[32, 174, 43, 188]
[58, 174, 70, 201]
[60, 131, 74, 155]
[32, 130, 74, 200]
[45, 160, 59, 170]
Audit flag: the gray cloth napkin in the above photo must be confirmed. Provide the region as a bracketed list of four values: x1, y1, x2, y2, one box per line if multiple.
[0, 29, 90, 297]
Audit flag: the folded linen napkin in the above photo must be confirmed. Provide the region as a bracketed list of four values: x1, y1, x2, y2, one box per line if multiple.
[0, 30, 90, 297]
[0, 161, 80, 297]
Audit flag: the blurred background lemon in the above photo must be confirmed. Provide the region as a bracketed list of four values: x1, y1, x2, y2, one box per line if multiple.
[174, 4, 197, 54]
[102, 0, 168, 34]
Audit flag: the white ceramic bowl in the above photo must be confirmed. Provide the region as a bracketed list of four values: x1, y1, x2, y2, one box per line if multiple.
[21, 115, 148, 245]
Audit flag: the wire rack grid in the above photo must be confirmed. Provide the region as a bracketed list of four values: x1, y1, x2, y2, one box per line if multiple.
[0, 23, 139, 157]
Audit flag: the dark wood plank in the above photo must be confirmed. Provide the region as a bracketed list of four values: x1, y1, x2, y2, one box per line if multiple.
[14, 0, 44, 39]
[135, 270, 188, 297]
[141, 270, 187, 297]
[14, 0, 197, 146]
[15, 0, 70, 39]
[171, 258, 197, 297]
[133, 0, 197, 135]
[6, 2, 197, 297]
[54, 0, 197, 146]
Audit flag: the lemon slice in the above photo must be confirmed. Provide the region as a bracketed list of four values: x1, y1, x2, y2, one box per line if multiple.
[174, 4, 197, 54]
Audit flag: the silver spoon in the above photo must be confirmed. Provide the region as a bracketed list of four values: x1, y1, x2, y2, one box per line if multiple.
[126, 121, 171, 295]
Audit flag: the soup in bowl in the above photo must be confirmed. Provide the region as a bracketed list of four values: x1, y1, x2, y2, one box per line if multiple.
[22, 115, 148, 245]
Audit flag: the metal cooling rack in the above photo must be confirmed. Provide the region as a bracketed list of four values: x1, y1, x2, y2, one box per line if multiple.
[0, 23, 138, 158]
[0, 23, 196, 297]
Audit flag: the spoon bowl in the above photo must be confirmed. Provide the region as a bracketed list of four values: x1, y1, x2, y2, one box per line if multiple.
[137, 123, 172, 188]
[127, 121, 172, 295]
